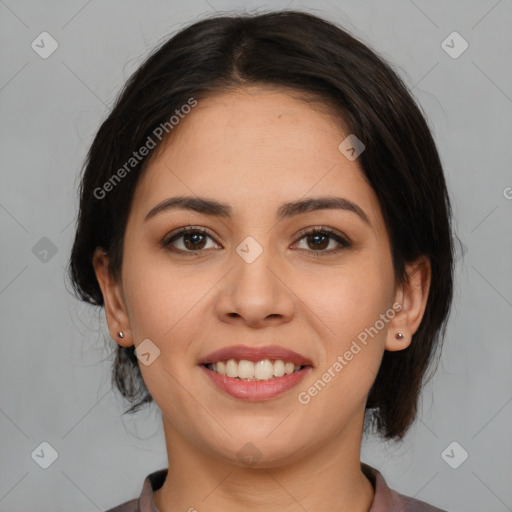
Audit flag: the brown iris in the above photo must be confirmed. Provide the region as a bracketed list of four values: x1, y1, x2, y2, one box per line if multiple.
[306, 233, 329, 250]
[183, 232, 207, 250]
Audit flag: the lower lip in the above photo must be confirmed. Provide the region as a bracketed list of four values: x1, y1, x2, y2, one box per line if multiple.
[200, 365, 312, 401]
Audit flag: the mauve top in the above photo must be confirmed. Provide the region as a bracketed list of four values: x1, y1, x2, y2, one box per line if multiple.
[104, 463, 447, 512]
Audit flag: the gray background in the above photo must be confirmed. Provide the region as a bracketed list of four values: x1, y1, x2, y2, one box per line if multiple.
[1, 0, 511, 511]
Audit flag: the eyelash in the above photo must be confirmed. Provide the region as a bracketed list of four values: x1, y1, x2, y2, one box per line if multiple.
[161, 225, 351, 257]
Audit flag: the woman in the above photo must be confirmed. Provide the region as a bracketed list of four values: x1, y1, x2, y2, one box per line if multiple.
[69, 10, 454, 512]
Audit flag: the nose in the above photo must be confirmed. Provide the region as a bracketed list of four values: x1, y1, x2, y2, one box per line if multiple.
[214, 245, 295, 328]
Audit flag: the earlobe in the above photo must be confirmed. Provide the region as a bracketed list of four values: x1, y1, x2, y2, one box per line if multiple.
[386, 256, 431, 352]
[92, 247, 133, 346]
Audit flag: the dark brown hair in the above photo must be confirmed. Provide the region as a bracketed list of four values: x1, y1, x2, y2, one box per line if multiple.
[68, 10, 455, 440]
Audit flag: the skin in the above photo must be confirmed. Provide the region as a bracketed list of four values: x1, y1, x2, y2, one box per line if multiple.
[93, 87, 431, 512]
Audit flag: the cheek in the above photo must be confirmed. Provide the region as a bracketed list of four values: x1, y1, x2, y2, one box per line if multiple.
[120, 245, 213, 346]
[120, 251, 212, 409]
[294, 254, 394, 343]
[293, 253, 394, 410]
[297, 268, 391, 411]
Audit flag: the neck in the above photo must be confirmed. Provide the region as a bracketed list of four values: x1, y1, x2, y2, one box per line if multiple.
[153, 414, 374, 512]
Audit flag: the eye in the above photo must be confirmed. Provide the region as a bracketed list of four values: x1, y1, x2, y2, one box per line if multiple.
[292, 227, 351, 256]
[161, 225, 351, 256]
[162, 226, 221, 253]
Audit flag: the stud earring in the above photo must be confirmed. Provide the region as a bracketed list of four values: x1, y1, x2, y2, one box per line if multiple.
[395, 332, 405, 340]
[117, 331, 125, 339]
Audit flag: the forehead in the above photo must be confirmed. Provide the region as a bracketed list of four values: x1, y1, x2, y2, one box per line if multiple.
[131, 87, 385, 232]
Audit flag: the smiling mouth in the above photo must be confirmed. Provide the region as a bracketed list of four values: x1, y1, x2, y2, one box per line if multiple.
[204, 359, 307, 381]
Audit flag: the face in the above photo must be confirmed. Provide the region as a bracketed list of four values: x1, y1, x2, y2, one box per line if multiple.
[95, 87, 426, 468]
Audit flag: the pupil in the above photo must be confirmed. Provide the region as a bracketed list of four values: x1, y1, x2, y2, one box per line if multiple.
[185, 233, 205, 249]
[309, 234, 328, 250]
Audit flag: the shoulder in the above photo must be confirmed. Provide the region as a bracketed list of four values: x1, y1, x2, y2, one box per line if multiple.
[103, 468, 168, 512]
[391, 489, 449, 511]
[104, 498, 139, 512]
[362, 463, 449, 512]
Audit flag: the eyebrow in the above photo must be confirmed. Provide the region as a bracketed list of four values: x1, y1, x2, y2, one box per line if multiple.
[144, 195, 371, 226]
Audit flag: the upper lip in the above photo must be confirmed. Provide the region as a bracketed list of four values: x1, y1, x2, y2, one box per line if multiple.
[198, 345, 313, 366]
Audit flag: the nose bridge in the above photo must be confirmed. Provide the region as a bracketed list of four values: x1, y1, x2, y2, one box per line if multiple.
[216, 235, 295, 325]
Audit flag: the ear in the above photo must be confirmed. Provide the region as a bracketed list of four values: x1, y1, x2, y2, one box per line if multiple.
[386, 255, 431, 351]
[92, 247, 133, 347]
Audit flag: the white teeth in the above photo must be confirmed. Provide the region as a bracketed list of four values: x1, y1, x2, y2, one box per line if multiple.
[238, 360, 255, 379]
[208, 359, 304, 381]
[285, 362, 295, 375]
[273, 360, 285, 377]
[216, 361, 225, 376]
[254, 360, 274, 380]
[225, 359, 239, 378]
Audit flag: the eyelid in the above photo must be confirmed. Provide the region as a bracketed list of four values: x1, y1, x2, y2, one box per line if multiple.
[162, 225, 219, 248]
[291, 226, 352, 255]
[294, 225, 350, 244]
[163, 225, 213, 240]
